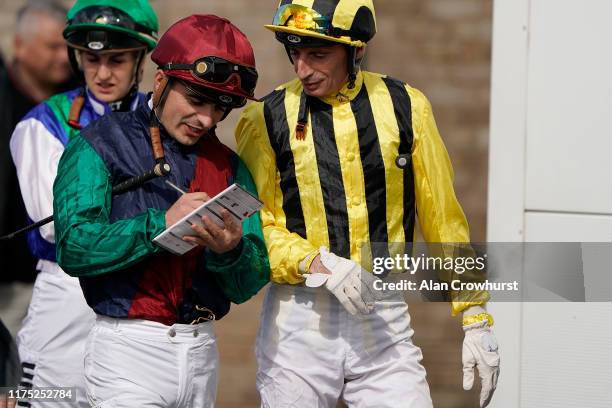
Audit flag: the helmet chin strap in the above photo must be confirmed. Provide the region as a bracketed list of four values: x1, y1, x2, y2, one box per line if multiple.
[220, 107, 232, 121]
[347, 46, 358, 90]
[67, 46, 85, 83]
[147, 74, 171, 176]
[109, 83, 138, 112]
[152, 74, 171, 118]
[284, 45, 294, 64]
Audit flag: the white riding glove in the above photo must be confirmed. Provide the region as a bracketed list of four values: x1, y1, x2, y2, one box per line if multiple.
[303, 247, 376, 315]
[462, 307, 500, 407]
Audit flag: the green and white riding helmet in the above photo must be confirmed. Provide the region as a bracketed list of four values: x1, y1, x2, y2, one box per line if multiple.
[63, 0, 159, 111]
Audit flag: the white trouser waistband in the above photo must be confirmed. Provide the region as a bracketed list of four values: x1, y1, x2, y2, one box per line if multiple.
[94, 315, 214, 344]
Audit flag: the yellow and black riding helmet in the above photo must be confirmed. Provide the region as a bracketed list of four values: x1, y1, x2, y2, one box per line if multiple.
[63, 0, 159, 128]
[266, 0, 376, 89]
[266, 1, 376, 139]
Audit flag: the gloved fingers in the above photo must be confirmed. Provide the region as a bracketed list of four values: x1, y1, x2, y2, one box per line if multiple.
[334, 290, 358, 315]
[463, 327, 500, 405]
[462, 343, 477, 391]
[343, 285, 371, 314]
[351, 297, 373, 314]
[358, 278, 377, 305]
[463, 364, 476, 391]
[484, 367, 500, 408]
[346, 273, 375, 314]
[476, 348, 500, 408]
[491, 365, 500, 391]
[478, 368, 497, 408]
[480, 387, 494, 408]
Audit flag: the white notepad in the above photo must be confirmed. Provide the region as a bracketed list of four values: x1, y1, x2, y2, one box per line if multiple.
[153, 183, 263, 255]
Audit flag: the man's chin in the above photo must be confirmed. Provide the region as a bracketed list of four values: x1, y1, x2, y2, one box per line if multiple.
[303, 86, 338, 99]
[90, 89, 119, 103]
[172, 132, 200, 146]
[302, 87, 324, 98]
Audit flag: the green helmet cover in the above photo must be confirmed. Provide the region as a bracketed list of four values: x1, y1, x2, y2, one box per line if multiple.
[64, 0, 159, 50]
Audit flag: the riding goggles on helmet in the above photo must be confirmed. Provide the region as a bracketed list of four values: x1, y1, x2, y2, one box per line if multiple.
[67, 6, 157, 40]
[163, 56, 258, 99]
[271, 4, 353, 38]
[273, 4, 331, 33]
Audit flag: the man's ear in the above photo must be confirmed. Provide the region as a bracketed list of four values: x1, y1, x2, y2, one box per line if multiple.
[74, 50, 84, 69]
[356, 45, 367, 63]
[153, 69, 165, 92]
[152, 70, 171, 109]
[136, 51, 147, 84]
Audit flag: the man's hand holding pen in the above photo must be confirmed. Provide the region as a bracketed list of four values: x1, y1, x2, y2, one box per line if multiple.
[164, 181, 242, 254]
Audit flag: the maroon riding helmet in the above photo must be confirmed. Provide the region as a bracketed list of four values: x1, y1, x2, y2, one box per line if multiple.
[151, 14, 259, 112]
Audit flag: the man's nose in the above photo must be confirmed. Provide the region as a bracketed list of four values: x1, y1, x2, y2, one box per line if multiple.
[97, 63, 112, 80]
[294, 56, 314, 80]
[196, 103, 220, 129]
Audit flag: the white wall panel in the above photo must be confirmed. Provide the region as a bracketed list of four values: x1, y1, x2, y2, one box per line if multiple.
[524, 211, 612, 242]
[489, 2, 612, 407]
[525, 0, 612, 214]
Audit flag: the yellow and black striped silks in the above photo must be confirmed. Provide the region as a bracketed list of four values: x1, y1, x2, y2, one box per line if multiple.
[236, 71, 487, 315]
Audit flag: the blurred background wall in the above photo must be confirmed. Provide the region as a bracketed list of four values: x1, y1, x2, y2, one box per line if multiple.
[0, 1, 492, 406]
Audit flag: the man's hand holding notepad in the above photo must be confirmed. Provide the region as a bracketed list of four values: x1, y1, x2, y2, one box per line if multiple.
[153, 183, 263, 255]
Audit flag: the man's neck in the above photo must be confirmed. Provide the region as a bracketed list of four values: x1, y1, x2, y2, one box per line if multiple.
[11, 61, 57, 103]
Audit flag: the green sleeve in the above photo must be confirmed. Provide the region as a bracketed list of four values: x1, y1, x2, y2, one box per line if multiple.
[205, 157, 270, 304]
[53, 136, 166, 277]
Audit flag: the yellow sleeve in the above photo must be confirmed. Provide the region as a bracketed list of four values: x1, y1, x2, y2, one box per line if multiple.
[409, 87, 488, 314]
[235, 102, 318, 285]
